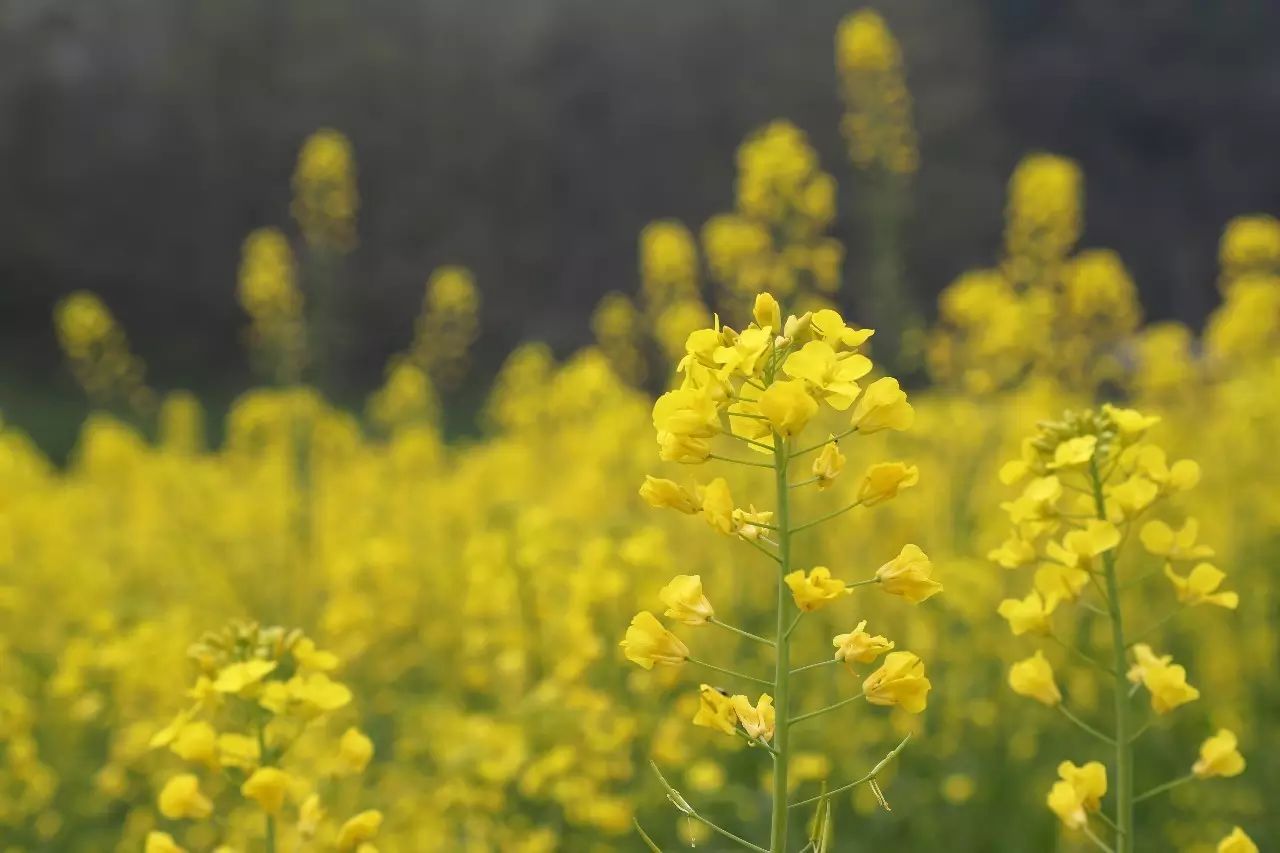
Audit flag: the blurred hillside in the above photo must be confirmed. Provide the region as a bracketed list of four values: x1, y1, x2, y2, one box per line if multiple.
[2, 0, 1279, 410]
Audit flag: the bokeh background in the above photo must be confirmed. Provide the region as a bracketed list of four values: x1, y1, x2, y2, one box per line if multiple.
[4, 1, 1280, 454]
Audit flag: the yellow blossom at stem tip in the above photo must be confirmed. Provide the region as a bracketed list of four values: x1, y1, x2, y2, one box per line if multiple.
[784, 567, 851, 612]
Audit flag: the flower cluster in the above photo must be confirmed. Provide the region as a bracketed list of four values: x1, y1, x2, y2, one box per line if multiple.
[624, 294, 941, 850]
[994, 406, 1248, 851]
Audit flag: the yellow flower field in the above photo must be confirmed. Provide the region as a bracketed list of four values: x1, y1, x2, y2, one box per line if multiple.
[3, 9, 1277, 853]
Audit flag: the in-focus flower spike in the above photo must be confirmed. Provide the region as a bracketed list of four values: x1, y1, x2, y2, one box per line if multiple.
[659, 575, 715, 626]
[875, 544, 942, 603]
[862, 651, 931, 713]
[620, 612, 690, 670]
[785, 567, 852, 612]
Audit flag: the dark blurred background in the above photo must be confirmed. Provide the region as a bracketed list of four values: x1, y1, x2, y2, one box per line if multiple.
[3, 0, 1279, 453]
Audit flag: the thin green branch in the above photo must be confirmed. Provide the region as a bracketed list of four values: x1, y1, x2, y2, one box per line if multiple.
[792, 427, 856, 458]
[1048, 633, 1117, 677]
[788, 734, 912, 809]
[720, 428, 775, 453]
[739, 535, 782, 564]
[1126, 608, 1185, 646]
[1082, 823, 1117, 853]
[791, 658, 840, 676]
[688, 656, 772, 687]
[650, 762, 768, 853]
[1134, 773, 1196, 804]
[846, 577, 881, 591]
[709, 616, 776, 647]
[791, 691, 865, 725]
[633, 819, 663, 852]
[710, 453, 775, 469]
[1057, 703, 1116, 745]
[790, 499, 864, 535]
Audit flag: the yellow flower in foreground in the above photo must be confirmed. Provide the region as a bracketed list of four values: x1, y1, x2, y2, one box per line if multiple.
[1104, 404, 1160, 438]
[812, 439, 846, 489]
[146, 832, 187, 853]
[1008, 650, 1061, 706]
[241, 766, 291, 814]
[336, 810, 384, 852]
[731, 693, 776, 742]
[862, 651, 931, 713]
[699, 478, 736, 534]
[1127, 643, 1199, 715]
[757, 379, 818, 436]
[850, 376, 913, 433]
[337, 727, 375, 775]
[169, 721, 217, 766]
[620, 611, 689, 669]
[1164, 563, 1239, 609]
[1048, 435, 1096, 469]
[288, 673, 353, 714]
[217, 733, 261, 769]
[875, 544, 942, 603]
[1193, 729, 1245, 778]
[212, 659, 277, 695]
[1140, 518, 1214, 561]
[997, 590, 1057, 636]
[783, 341, 870, 410]
[158, 773, 213, 820]
[659, 574, 715, 625]
[753, 292, 781, 332]
[810, 308, 874, 349]
[856, 462, 919, 506]
[832, 620, 894, 666]
[1217, 827, 1258, 853]
[1047, 760, 1106, 830]
[785, 567, 851, 612]
[692, 684, 737, 736]
[639, 476, 700, 514]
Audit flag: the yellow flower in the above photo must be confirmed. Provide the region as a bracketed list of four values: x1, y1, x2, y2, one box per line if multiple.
[1140, 518, 1214, 561]
[292, 637, 340, 672]
[298, 793, 326, 840]
[337, 727, 375, 775]
[862, 651, 931, 713]
[832, 620, 894, 666]
[783, 341, 871, 410]
[217, 733, 261, 769]
[1217, 827, 1258, 853]
[1001, 476, 1062, 524]
[811, 439, 845, 489]
[1048, 435, 1096, 470]
[849, 377, 913, 433]
[988, 533, 1036, 569]
[810, 308, 874, 349]
[1063, 519, 1121, 558]
[1047, 760, 1106, 830]
[212, 659, 277, 695]
[1193, 729, 1245, 778]
[169, 721, 217, 766]
[757, 379, 818, 436]
[1103, 404, 1160, 438]
[639, 476, 701, 514]
[1127, 643, 1199, 715]
[336, 810, 383, 851]
[287, 673, 354, 714]
[659, 575, 715, 626]
[1106, 475, 1159, 521]
[856, 462, 919, 506]
[997, 590, 1057, 636]
[1008, 651, 1061, 706]
[784, 567, 851, 612]
[145, 832, 187, 853]
[875, 544, 942, 603]
[652, 388, 719, 463]
[699, 478, 736, 535]
[730, 693, 775, 742]
[714, 326, 773, 379]
[752, 292, 781, 332]
[240, 766, 291, 814]
[158, 773, 213, 820]
[620, 611, 689, 669]
[1164, 562, 1238, 609]
[691, 685, 737, 736]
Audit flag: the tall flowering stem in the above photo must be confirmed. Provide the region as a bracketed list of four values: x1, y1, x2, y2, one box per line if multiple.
[995, 407, 1246, 852]
[624, 294, 941, 851]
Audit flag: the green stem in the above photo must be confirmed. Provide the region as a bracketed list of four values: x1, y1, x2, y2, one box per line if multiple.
[845, 577, 881, 590]
[710, 453, 775, 469]
[790, 692, 864, 725]
[1090, 455, 1133, 853]
[651, 762, 768, 852]
[790, 658, 839, 676]
[770, 435, 793, 852]
[740, 535, 783, 565]
[688, 657, 773, 687]
[1082, 823, 1117, 853]
[792, 427, 856, 458]
[790, 499, 863, 535]
[710, 617, 776, 647]
[257, 723, 276, 853]
[1133, 773, 1196, 804]
[788, 734, 911, 809]
[1048, 633, 1116, 677]
[1057, 703, 1116, 745]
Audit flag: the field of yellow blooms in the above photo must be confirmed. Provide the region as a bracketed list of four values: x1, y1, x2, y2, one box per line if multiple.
[3, 10, 1277, 853]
